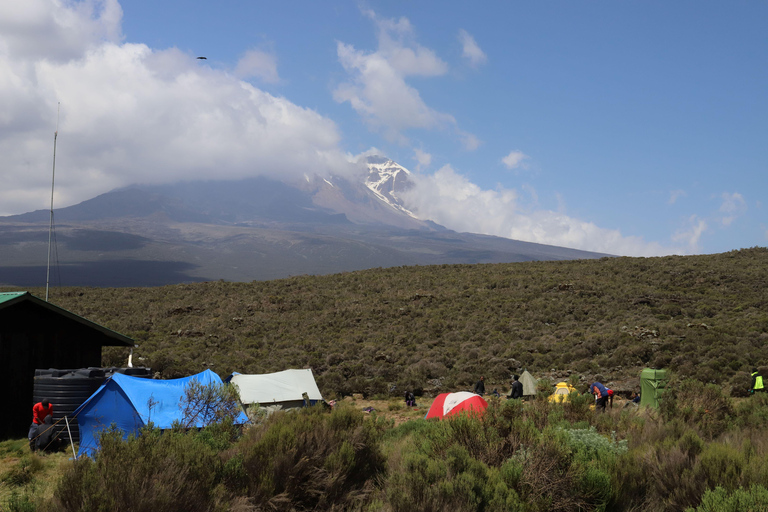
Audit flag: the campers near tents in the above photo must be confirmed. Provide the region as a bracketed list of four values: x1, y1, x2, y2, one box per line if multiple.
[74, 369, 247, 457]
[228, 369, 323, 414]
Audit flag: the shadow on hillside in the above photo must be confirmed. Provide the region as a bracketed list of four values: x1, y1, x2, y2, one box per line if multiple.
[0, 260, 209, 287]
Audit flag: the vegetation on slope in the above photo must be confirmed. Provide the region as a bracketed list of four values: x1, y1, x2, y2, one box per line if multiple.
[5, 385, 768, 511]
[5, 247, 768, 398]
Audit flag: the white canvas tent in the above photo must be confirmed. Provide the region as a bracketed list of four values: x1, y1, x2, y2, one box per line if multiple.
[520, 370, 537, 396]
[229, 369, 323, 414]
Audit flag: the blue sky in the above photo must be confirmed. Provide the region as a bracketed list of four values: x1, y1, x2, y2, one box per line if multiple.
[1, 1, 766, 256]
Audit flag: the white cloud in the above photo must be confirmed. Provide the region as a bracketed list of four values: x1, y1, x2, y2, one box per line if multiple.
[0, 0, 123, 61]
[0, 0, 354, 215]
[458, 29, 487, 68]
[399, 165, 680, 257]
[502, 150, 529, 170]
[235, 49, 279, 83]
[460, 131, 482, 151]
[413, 148, 431, 170]
[334, 41, 454, 139]
[334, 10, 478, 147]
[668, 189, 687, 205]
[672, 215, 708, 253]
[718, 192, 747, 226]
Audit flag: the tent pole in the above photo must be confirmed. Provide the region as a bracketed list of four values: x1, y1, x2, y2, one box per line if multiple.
[65, 416, 77, 460]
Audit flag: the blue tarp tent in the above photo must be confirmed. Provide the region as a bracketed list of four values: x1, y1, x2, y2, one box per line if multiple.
[73, 369, 247, 457]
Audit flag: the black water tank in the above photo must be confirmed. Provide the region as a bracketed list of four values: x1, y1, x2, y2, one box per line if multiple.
[32, 367, 152, 444]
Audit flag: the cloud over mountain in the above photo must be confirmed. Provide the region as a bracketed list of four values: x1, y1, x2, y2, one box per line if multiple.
[0, 1, 689, 258]
[0, 0, 354, 215]
[399, 165, 679, 257]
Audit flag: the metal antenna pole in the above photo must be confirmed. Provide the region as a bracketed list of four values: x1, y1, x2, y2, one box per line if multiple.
[46, 103, 60, 302]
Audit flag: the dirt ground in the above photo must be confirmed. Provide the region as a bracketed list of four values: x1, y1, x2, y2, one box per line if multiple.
[337, 393, 642, 425]
[337, 395, 436, 426]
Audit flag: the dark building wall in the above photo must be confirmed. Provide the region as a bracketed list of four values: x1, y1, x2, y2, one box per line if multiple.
[1, 302, 107, 440]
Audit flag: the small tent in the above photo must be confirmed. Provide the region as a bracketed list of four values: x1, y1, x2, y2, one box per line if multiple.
[229, 369, 323, 414]
[425, 392, 488, 420]
[640, 368, 668, 408]
[74, 369, 246, 458]
[549, 382, 578, 403]
[520, 370, 538, 396]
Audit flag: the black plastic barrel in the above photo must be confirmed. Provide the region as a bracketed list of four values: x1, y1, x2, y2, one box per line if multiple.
[32, 367, 152, 444]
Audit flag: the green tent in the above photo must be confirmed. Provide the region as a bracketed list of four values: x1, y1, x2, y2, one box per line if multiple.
[639, 368, 669, 408]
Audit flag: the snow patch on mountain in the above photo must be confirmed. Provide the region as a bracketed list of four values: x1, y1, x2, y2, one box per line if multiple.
[364, 157, 418, 218]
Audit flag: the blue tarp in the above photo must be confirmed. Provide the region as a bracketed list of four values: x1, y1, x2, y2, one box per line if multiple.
[73, 369, 247, 457]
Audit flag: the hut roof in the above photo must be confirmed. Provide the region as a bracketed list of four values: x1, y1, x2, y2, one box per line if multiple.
[0, 291, 133, 347]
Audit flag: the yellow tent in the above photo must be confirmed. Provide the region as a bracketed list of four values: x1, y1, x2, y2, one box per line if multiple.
[549, 382, 578, 403]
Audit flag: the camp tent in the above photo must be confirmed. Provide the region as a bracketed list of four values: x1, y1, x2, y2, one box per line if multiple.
[74, 369, 247, 458]
[425, 392, 488, 420]
[549, 382, 578, 403]
[640, 368, 668, 408]
[229, 369, 323, 414]
[520, 370, 538, 396]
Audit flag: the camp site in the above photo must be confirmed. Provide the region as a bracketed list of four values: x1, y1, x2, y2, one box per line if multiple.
[3, 249, 768, 511]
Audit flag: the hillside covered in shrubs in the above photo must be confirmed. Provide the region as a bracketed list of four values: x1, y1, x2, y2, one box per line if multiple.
[3, 247, 768, 511]
[7, 247, 768, 398]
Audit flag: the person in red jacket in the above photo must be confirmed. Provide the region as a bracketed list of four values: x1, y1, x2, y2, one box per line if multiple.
[29, 399, 53, 451]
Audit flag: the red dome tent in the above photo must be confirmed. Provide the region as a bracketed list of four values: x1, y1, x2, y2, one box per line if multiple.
[425, 392, 488, 420]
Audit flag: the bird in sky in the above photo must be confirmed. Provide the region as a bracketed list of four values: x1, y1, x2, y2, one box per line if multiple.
[196, 56, 207, 60]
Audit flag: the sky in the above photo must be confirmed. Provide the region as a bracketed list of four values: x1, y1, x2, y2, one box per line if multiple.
[1, 0, 766, 257]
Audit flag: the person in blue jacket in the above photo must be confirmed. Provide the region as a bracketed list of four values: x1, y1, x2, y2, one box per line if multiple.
[589, 381, 609, 413]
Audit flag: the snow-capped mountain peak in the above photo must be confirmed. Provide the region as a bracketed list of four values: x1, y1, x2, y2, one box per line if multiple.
[364, 157, 417, 218]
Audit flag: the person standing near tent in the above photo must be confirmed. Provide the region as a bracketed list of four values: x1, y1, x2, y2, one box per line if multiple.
[589, 381, 609, 413]
[28, 399, 53, 451]
[474, 376, 485, 396]
[751, 369, 765, 394]
[508, 375, 523, 399]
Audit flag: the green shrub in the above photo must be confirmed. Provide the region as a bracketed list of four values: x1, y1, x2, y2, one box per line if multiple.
[236, 404, 385, 510]
[1, 455, 45, 486]
[563, 427, 628, 461]
[660, 379, 733, 439]
[51, 425, 227, 512]
[696, 442, 744, 492]
[384, 419, 525, 512]
[686, 485, 768, 512]
[3, 492, 36, 512]
[179, 380, 244, 428]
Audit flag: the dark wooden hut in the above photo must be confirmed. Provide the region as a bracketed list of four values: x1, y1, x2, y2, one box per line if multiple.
[0, 292, 133, 440]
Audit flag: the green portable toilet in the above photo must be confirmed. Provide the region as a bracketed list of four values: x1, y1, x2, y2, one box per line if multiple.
[639, 368, 669, 408]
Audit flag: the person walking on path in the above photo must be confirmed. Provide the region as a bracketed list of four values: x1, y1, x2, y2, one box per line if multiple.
[29, 399, 53, 451]
[508, 375, 524, 399]
[589, 381, 609, 413]
[474, 376, 486, 396]
[751, 369, 765, 394]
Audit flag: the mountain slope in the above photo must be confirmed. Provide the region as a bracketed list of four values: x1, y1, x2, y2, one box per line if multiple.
[0, 158, 609, 287]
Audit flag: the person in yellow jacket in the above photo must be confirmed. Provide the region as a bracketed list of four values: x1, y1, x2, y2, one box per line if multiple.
[751, 369, 765, 394]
